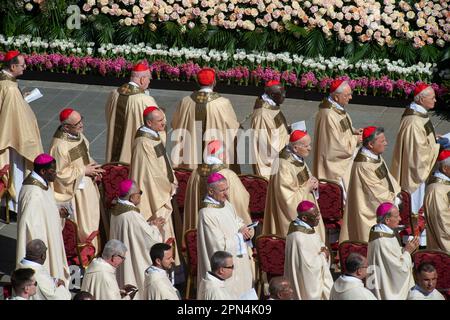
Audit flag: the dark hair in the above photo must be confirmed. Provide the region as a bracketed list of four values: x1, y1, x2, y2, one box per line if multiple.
[11, 268, 35, 291]
[210, 251, 233, 272]
[73, 291, 95, 300]
[362, 127, 385, 147]
[33, 159, 56, 174]
[150, 243, 172, 264]
[5, 55, 21, 69]
[345, 252, 366, 274]
[416, 262, 436, 274]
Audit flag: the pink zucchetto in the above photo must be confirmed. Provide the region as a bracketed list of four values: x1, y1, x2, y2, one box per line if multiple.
[119, 179, 133, 197]
[33, 153, 55, 165]
[297, 200, 316, 214]
[207, 172, 225, 184]
[376, 202, 394, 217]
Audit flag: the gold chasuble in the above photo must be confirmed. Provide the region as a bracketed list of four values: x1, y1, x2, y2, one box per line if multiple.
[391, 108, 439, 199]
[105, 83, 164, 163]
[424, 174, 450, 252]
[251, 97, 290, 179]
[339, 149, 401, 243]
[130, 127, 179, 264]
[263, 147, 326, 242]
[284, 222, 333, 300]
[16, 174, 70, 285]
[110, 201, 162, 300]
[171, 91, 240, 170]
[49, 128, 102, 251]
[313, 98, 359, 188]
[197, 200, 254, 299]
[183, 161, 251, 247]
[367, 225, 414, 300]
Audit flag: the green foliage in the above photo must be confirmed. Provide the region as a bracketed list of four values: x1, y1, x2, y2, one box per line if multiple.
[391, 40, 416, 64]
[298, 28, 326, 57]
[419, 45, 441, 63]
[161, 21, 184, 48]
[206, 27, 236, 52]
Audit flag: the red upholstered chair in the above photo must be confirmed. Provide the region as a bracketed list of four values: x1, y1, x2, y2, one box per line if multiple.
[238, 174, 269, 224]
[255, 235, 286, 298]
[2, 283, 12, 300]
[413, 250, 450, 299]
[62, 219, 98, 270]
[99, 162, 130, 209]
[174, 167, 193, 217]
[317, 179, 344, 264]
[399, 190, 426, 239]
[184, 229, 197, 299]
[0, 165, 11, 224]
[338, 241, 368, 274]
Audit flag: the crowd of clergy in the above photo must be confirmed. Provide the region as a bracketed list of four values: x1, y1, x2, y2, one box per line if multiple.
[1, 50, 448, 301]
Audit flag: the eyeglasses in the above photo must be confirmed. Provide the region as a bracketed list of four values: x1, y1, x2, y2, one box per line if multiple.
[132, 191, 143, 196]
[115, 254, 126, 261]
[67, 116, 84, 128]
[223, 265, 234, 269]
[14, 63, 26, 68]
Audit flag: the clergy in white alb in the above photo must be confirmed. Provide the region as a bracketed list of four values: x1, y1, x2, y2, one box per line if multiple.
[109, 179, 162, 300]
[0, 51, 43, 212]
[143, 243, 180, 300]
[284, 201, 333, 300]
[263, 130, 325, 242]
[49, 108, 104, 252]
[197, 173, 254, 299]
[367, 202, 419, 300]
[81, 240, 138, 300]
[330, 252, 377, 300]
[17, 239, 71, 300]
[407, 262, 445, 300]
[16, 154, 70, 285]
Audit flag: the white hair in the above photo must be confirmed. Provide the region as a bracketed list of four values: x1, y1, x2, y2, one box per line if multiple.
[207, 178, 226, 190]
[440, 157, 450, 169]
[331, 81, 350, 95]
[414, 87, 434, 103]
[102, 239, 127, 259]
[119, 181, 139, 200]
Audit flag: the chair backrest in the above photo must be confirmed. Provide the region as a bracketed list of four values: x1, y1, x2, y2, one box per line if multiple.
[174, 168, 193, 210]
[317, 180, 344, 224]
[62, 219, 79, 260]
[100, 162, 130, 209]
[255, 235, 285, 280]
[238, 174, 269, 222]
[338, 241, 368, 274]
[413, 250, 450, 292]
[399, 190, 413, 230]
[184, 229, 197, 277]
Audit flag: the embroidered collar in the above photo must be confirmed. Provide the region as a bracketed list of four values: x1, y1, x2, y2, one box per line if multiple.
[140, 125, 159, 137]
[434, 171, 450, 182]
[327, 96, 345, 111]
[261, 93, 277, 106]
[199, 87, 213, 93]
[1, 69, 14, 78]
[293, 218, 312, 230]
[286, 146, 304, 163]
[31, 171, 48, 188]
[204, 196, 222, 205]
[409, 102, 428, 115]
[373, 223, 394, 234]
[361, 147, 380, 160]
[128, 81, 140, 88]
[117, 199, 135, 206]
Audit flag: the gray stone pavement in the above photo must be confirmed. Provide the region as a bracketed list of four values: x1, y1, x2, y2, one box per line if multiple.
[0, 78, 449, 277]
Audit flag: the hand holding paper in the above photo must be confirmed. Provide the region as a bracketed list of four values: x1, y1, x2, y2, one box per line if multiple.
[24, 88, 43, 103]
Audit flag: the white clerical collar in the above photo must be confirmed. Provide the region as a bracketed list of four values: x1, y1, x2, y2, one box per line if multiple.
[341, 275, 363, 283]
[293, 218, 312, 230]
[261, 93, 277, 106]
[412, 285, 435, 296]
[10, 296, 27, 300]
[146, 265, 167, 275]
[204, 196, 221, 205]
[140, 125, 159, 137]
[434, 171, 450, 182]
[1, 69, 14, 78]
[199, 87, 213, 93]
[361, 147, 380, 160]
[409, 102, 428, 114]
[287, 147, 304, 163]
[20, 259, 42, 268]
[31, 171, 48, 187]
[206, 271, 226, 286]
[327, 96, 345, 111]
[205, 156, 223, 165]
[117, 198, 134, 206]
[374, 223, 394, 234]
[128, 81, 140, 88]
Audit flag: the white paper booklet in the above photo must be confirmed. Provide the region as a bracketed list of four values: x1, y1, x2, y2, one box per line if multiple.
[24, 88, 43, 103]
[291, 120, 306, 131]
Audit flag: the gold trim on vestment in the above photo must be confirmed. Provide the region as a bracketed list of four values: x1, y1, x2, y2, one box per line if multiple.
[53, 127, 81, 142]
[191, 91, 221, 104]
[253, 97, 280, 111]
[135, 128, 161, 141]
[198, 163, 228, 177]
[110, 203, 140, 216]
[424, 120, 436, 138]
[339, 117, 352, 133]
[279, 147, 304, 166]
[0, 72, 16, 82]
[273, 112, 289, 130]
[368, 229, 395, 242]
[427, 176, 450, 186]
[22, 174, 48, 191]
[200, 201, 225, 209]
[68, 140, 90, 166]
[117, 83, 144, 96]
[287, 222, 315, 235]
[354, 151, 381, 164]
[375, 162, 395, 193]
[318, 98, 346, 115]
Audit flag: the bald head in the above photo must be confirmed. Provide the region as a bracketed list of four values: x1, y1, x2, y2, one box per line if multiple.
[145, 109, 166, 132]
[25, 239, 47, 264]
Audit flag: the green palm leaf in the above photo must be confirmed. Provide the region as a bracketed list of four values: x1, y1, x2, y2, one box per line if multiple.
[206, 27, 236, 52]
[391, 40, 416, 64]
[298, 28, 326, 57]
[419, 45, 440, 63]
